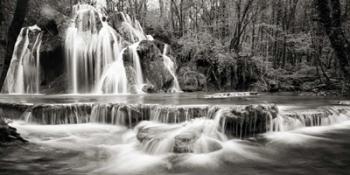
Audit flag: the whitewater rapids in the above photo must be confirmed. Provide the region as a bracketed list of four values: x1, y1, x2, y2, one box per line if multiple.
[3, 120, 350, 175]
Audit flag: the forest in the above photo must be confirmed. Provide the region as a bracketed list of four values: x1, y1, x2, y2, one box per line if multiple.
[0, 0, 350, 95]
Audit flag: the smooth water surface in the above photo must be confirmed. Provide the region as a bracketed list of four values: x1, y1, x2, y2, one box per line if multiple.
[0, 92, 345, 106]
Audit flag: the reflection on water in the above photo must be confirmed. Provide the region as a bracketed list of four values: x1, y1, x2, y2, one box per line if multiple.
[1, 121, 350, 175]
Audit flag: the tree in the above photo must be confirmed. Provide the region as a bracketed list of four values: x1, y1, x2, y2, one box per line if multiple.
[229, 0, 255, 53]
[315, 0, 350, 78]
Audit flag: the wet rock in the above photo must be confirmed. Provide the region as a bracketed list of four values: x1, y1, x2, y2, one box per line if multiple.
[136, 118, 226, 154]
[142, 84, 156, 93]
[123, 40, 174, 92]
[31, 104, 93, 124]
[268, 80, 279, 92]
[136, 127, 152, 143]
[109, 12, 126, 36]
[279, 106, 349, 130]
[0, 117, 27, 145]
[108, 11, 146, 44]
[178, 67, 207, 92]
[151, 105, 210, 123]
[41, 74, 69, 94]
[145, 26, 174, 45]
[138, 40, 174, 92]
[173, 132, 197, 153]
[217, 104, 279, 138]
[0, 103, 30, 120]
[91, 104, 151, 127]
[37, 6, 70, 93]
[109, 12, 133, 43]
[135, 121, 180, 144]
[124, 65, 137, 92]
[174, 132, 224, 153]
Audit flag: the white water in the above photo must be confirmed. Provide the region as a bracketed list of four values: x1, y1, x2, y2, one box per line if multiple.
[270, 106, 350, 132]
[137, 119, 227, 154]
[95, 49, 128, 94]
[129, 42, 145, 93]
[2, 2, 182, 95]
[65, 3, 166, 95]
[2, 25, 42, 94]
[119, 13, 147, 42]
[163, 45, 182, 93]
[7, 119, 350, 175]
[65, 4, 127, 94]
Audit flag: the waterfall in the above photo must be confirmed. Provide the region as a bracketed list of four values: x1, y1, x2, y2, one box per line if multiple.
[65, 4, 128, 94]
[129, 42, 145, 93]
[64, 3, 155, 94]
[119, 13, 147, 42]
[95, 48, 128, 94]
[270, 106, 350, 132]
[213, 105, 350, 138]
[2, 1, 178, 95]
[162, 45, 182, 92]
[136, 119, 227, 154]
[96, 41, 146, 94]
[2, 25, 42, 94]
[2, 102, 350, 140]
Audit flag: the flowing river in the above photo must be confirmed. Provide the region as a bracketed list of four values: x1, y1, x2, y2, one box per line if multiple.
[0, 93, 350, 175]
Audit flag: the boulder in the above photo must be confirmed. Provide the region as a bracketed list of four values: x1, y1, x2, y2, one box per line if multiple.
[178, 67, 207, 92]
[123, 40, 174, 92]
[145, 26, 174, 45]
[138, 40, 174, 91]
[124, 65, 137, 92]
[217, 104, 279, 138]
[173, 132, 197, 153]
[136, 120, 224, 154]
[0, 117, 27, 145]
[173, 132, 223, 153]
[142, 84, 156, 93]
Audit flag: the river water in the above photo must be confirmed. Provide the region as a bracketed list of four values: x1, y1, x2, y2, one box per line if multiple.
[0, 93, 350, 175]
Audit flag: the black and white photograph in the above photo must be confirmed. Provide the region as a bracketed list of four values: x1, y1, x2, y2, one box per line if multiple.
[0, 0, 350, 174]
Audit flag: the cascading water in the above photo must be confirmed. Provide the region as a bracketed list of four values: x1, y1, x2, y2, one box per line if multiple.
[2, 1, 179, 95]
[136, 119, 227, 154]
[163, 44, 182, 92]
[6, 102, 349, 140]
[119, 13, 147, 42]
[2, 25, 42, 94]
[270, 106, 350, 132]
[95, 48, 128, 94]
[65, 2, 154, 94]
[65, 4, 128, 94]
[1, 94, 350, 174]
[129, 42, 145, 93]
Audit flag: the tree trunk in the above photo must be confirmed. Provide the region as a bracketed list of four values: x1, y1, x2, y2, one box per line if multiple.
[315, 0, 350, 79]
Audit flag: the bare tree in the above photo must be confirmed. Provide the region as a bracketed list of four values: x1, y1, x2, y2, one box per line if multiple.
[229, 0, 255, 53]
